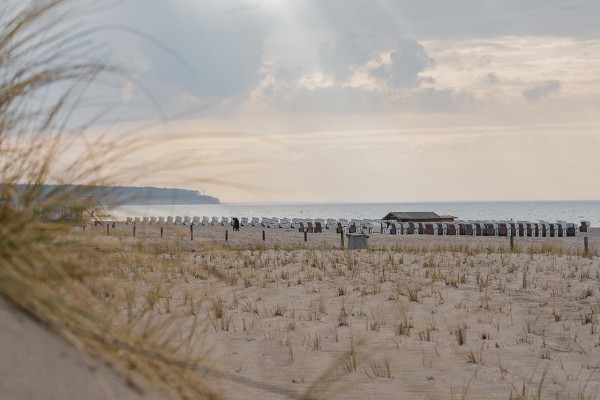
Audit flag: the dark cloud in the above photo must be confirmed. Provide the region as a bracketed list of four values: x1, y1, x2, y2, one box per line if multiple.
[523, 80, 562, 103]
[319, 33, 372, 80]
[484, 72, 500, 84]
[319, 33, 434, 88]
[371, 39, 434, 88]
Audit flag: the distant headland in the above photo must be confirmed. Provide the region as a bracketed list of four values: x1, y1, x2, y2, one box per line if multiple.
[8, 184, 220, 205]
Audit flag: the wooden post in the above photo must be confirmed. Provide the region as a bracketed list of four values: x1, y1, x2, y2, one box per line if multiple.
[160, 227, 163, 238]
[341, 231, 344, 249]
[510, 234, 514, 251]
[225, 229, 228, 241]
[190, 225, 193, 241]
[107, 224, 110, 236]
[262, 230, 266, 241]
[133, 225, 136, 237]
[584, 236, 589, 255]
[304, 230, 307, 242]
[83, 224, 85, 234]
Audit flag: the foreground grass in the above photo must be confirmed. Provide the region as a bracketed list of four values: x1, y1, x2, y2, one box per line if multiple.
[43, 228, 600, 399]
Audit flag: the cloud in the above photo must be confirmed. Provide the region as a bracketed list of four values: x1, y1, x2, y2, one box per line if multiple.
[275, 86, 386, 114]
[370, 39, 434, 88]
[319, 33, 372, 81]
[484, 72, 500, 84]
[93, 0, 272, 116]
[399, 88, 476, 112]
[305, 1, 600, 39]
[523, 80, 562, 103]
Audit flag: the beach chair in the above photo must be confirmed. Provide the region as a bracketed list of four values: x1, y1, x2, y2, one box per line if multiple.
[126, 217, 133, 224]
[551, 223, 558, 237]
[210, 216, 218, 225]
[447, 223, 456, 235]
[580, 221, 591, 233]
[279, 218, 291, 228]
[399, 222, 407, 235]
[184, 216, 192, 225]
[158, 216, 165, 224]
[440, 223, 447, 235]
[150, 216, 157, 224]
[338, 219, 349, 228]
[175, 216, 183, 225]
[251, 217, 259, 226]
[134, 217, 141, 225]
[348, 223, 357, 234]
[193, 216, 201, 225]
[201, 216, 209, 225]
[389, 223, 397, 235]
[241, 217, 249, 226]
[566, 223, 579, 237]
[326, 219, 337, 229]
[167, 216, 174, 224]
[423, 223, 434, 235]
[142, 217, 149, 224]
[306, 222, 314, 233]
[314, 222, 323, 233]
[299, 222, 305, 232]
[497, 222, 508, 237]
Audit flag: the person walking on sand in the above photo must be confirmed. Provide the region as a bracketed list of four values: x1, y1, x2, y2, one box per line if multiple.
[233, 217, 240, 231]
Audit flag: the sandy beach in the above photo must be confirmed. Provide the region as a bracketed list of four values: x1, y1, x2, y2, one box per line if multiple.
[51, 222, 600, 399]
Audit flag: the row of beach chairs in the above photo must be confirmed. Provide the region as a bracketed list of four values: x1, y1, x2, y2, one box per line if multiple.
[125, 216, 376, 230]
[381, 220, 590, 237]
[123, 216, 590, 238]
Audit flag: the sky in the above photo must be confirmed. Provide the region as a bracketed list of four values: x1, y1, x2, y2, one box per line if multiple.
[78, 0, 600, 203]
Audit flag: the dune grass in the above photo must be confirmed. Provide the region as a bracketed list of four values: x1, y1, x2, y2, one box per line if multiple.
[0, 1, 221, 398]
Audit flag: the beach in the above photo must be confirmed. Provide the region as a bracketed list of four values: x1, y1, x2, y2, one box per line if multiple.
[59, 222, 600, 399]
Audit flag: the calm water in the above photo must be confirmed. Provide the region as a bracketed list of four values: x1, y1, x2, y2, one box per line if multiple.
[111, 201, 599, 225]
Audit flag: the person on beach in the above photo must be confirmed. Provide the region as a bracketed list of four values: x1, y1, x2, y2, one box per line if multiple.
[232, 217, 240, 231]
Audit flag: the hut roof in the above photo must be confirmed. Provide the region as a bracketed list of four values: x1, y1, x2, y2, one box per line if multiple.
[382, 212, 456, 221]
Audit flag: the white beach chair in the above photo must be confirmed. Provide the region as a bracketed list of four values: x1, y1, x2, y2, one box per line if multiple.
[211, 216, 219, 225]
[440, 223, 448, 235]
[167, 216, 174, 224]
[221, 217, 229, 226]
[251, 217, 260, 226]
[183, 216, 192, 225]
[150, 216, 157, 224]
[193, 216, 201, 225]
[142, 217, 149, 224]
[158, 216, 165, 224]
[175, 216, 183, 225]
[279, 218, 291, 228]
[126, 217, 133, 224]
[134, 217, 141, 225]
[202, 216, 209, 225]
[291, 218, 301, 228]
[241, 217, 249, 226]
[566, 223, 579, 237]
[326, 219, 337, 230]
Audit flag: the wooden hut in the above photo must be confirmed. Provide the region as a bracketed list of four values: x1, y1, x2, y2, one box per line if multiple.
[382, 212, 456, 223]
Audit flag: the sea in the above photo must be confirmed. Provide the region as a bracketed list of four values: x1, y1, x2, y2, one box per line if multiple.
[110, 201, 600, 225]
